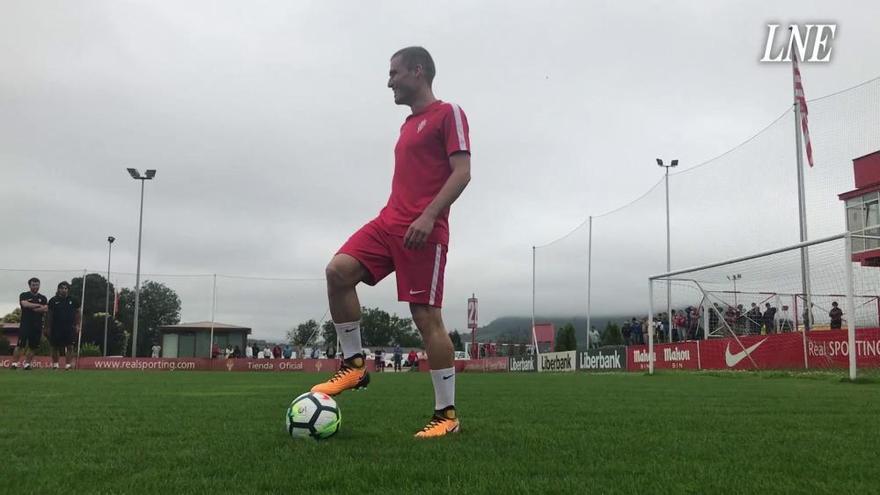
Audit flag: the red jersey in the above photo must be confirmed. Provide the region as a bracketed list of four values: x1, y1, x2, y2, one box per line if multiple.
[376, 100, 470, 245]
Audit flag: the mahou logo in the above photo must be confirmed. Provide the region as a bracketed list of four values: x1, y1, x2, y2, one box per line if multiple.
[760, 24, 837, 63]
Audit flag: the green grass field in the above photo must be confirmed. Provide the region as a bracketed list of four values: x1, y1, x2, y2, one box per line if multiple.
[2, 369, 879, 494]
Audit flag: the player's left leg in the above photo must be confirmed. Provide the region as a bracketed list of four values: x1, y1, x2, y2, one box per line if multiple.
[65, 344, 77, 370]
[410, 304, 459, 438]
[50, 344, 61, 369]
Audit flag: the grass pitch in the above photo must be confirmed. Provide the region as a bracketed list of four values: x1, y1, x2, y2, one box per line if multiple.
[1, 369, 879, 494]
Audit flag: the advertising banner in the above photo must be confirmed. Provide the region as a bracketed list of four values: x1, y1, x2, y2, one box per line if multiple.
[699, 332, 803, 370]
[508, 356, 537, 372]
[460, 357, 509, 372]
[0, 356, 341, 372]
[579, 346, 627, 372]
[538, 350, 577, 373]
[627, 342, 699, 371]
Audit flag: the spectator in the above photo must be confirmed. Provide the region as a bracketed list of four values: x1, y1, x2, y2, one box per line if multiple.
[12, 277, 48, 370]
[326, 346, 336, 359]
[225, 345, 233, 358]
[311, 347, 319, 359]
[212, 342, 221, 359]
[272, 345, 282, 359]
[631, 318, 643, 345]
[374, 348, 384, 372]
[251, 344, 260, 359]
[673, 311, 686, 342]
[829, 301, 843, 330]
[393, 344, 403, 371]
[589, 326, 600, 348]
[245, 344, 253, 359]
[803, 304, 815, 332]
[263, 346, 273, 359]
[152, 343, 161, 358]
[47, 281, 80, 370]
[283, 344, 293, 359]
[622, 321, 632, 345]
[747, 303, 762, 335]
[408, 349, 419, 371]
[763, 303, 777, 333]
[232, 345, 242, 358]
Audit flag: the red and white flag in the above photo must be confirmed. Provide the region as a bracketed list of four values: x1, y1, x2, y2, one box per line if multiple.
[792, 56, 814, 167]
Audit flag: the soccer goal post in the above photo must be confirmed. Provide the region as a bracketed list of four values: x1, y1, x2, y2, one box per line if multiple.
[646, 233, 880, 380]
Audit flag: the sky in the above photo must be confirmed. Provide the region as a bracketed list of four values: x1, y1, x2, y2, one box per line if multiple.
[1, 0, 879, 341]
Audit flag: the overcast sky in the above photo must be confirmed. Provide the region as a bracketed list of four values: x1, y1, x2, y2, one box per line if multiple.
[2, 1, 879, 341]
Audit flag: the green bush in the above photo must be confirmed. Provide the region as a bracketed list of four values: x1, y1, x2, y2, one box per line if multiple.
[79, 343, 103, 357]
[601, 322, 624, 346]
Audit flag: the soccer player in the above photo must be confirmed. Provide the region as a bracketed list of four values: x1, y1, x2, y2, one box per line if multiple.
[311, 46, 471, 438]
[12, 277, 48, 370]
[46, 281, 81, 370]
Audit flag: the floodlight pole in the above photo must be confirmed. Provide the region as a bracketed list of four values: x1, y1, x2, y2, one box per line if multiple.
[586, 216, 592, 349]
[531, 246, 538, 357]
[657, 159, 678, 342]
[128, 168, 156, 358]
[727, 274, 742, 308]
[791, 54, 813, 332]
[103, 236, 115, 356]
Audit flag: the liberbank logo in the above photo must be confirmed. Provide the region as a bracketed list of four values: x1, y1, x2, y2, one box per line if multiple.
[579, 346, 626, 371]
[508, 356, 536, 372]
[538, 351, 576, 373]
[760, 24, 837, 63]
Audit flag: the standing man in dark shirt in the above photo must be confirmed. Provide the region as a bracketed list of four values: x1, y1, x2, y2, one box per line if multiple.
[47, 281, 81, 370]
[829, 301, 844, 330]
[12, 278, 48, 370]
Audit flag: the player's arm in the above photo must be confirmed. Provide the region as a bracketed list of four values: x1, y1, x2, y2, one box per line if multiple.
[404, 152, 471, 249]
[75, 307, 82, 334]
[20, 297, 41, 310]
[45, 302, 53, 336]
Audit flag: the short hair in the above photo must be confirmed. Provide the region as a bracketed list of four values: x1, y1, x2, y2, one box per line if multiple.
[392, 46, 436, 85]
[28, 277, 40, 284]
[832, 301, 838, 306]
[58, 281, 70, 289]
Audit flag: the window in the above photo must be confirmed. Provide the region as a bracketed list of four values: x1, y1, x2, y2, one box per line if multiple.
[848, 204, 865, 252]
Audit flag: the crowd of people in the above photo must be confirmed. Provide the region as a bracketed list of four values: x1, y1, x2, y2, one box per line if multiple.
[619, 299, 847, 344]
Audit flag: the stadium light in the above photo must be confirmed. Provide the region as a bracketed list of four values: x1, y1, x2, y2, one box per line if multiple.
[127, 168, 157, 357]
[657, 158, 679, 342]
[727, 273, 743, 307]
[103, 236, 115, 356]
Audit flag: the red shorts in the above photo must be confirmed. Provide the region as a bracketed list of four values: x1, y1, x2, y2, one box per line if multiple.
[338, 220, 447, 307]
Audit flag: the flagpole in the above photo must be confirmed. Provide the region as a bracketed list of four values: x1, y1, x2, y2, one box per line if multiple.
[792, 50, 813, 336]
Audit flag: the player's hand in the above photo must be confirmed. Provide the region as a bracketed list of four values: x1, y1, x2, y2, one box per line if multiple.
[404, 213, 435, 250]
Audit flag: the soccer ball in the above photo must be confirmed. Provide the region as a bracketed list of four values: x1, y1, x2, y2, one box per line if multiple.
[285, 392, 341, 440]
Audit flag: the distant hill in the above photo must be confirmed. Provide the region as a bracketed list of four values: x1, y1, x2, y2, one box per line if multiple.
[460, 315, 629, 348]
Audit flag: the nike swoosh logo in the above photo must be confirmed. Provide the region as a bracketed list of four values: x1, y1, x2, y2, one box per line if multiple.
[725, 339, 768, 367]
[409, 289, 427, 295]
[442, 374, 454, 380]
[344, 328, 357, 333]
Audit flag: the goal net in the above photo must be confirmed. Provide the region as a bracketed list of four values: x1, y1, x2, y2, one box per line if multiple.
[647, 233, 880, 379]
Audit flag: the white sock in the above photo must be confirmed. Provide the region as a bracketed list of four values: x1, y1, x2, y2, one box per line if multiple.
[430, 367, 456, 411]
[334, 321, 363, 360]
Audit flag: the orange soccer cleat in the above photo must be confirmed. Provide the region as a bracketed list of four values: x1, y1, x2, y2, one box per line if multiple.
[310, 355, 370, 396]
[414, 407, 460, 438]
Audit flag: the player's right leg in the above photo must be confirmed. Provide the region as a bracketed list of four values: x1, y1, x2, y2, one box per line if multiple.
[10, 346, 21, 369]
[310, 254, 372, 396]
[50, 345, 60, 369]
[311, 222, 394, 396]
